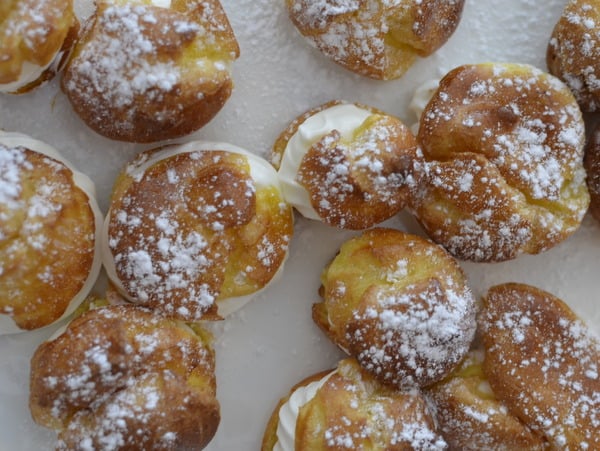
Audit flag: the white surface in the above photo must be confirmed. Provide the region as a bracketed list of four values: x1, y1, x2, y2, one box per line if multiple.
[0, 0, 599, 449]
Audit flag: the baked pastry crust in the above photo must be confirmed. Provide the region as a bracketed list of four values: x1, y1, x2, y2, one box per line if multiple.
[104, 142, 293, 322]
[30, 304, 219, 450]
[479, 283, 600, 450]
[0, 132, 101, 332]
[286, 0, 465, 80]
[547, 0, 600, 112]
[62, 0, 239, 142]
[411, 63, 589, 262]
[272, 100, 420, 229]
[584, 122, 600, 222]
[262, 358, 447, 450]
[313, 228, 477, 389]
[0, 0, 78, 93]
[426, 349, 548, 450]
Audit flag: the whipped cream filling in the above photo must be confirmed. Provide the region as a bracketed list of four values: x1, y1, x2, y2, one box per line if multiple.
[0, 60, 55, 93]
[277, 103, 373, 221]
[273, 370, 335, 451]
[409, 79, 440, 134]
[102, 140, 289, 318]
[0, 131, 103, 335]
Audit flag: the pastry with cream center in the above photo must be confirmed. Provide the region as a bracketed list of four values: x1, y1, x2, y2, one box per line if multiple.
[62, 0, 240, 142]
[29, 303, 220, 450]
[262, 358, 447, 451]
[272, 101, 420, 230]
[0, 131, 102, 334]
[313, 228, 477, 389]
[411, 62, 589, 262]
[286, 0, 465, 80]
[0, 0, 78, 94]
[103, 141, 293, 322]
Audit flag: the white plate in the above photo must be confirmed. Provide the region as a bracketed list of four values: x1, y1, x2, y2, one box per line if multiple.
[1, 0, 599, 449]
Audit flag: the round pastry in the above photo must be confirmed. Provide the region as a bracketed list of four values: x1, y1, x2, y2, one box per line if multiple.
[29, 303, 220, 450]
[262, 358, 447, 451]
[103, 141, 294, 322]
[479, 283, 600, 450]
[0, 0, 78, 94]
[547, 0, 600, 112]
[0, 131, 102, 334]
[411, 62, 589, 262]
[271, 101, 420, 229]
[286, 0, 465, 80]
[584, 122, 600, 222]
[425, 349, 548, 450]
[62, 0, 240, 142]
[312, 227, 477, 389]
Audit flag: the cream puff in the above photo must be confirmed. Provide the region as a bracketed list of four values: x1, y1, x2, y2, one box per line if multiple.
[103, 141, 293, 322]
[62, 0, 240, 142]
[479, 283, 600, 450]
[411, 63, 589, 262]
[547, 0, 600, 112]
[262, 358, 447, 450]
[426, 349, 548, 450]
[272, 101, 420, 229]
[313, 228, 477, 389]
[0, 0, 78, 93]
[286, 0, 465, 80]
[0, 131, 102, 334]
[29, 303, 220, 450]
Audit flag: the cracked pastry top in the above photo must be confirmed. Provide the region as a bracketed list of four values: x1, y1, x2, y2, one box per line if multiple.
[410, 62, 589, 262]
[0, 131, 102, 334]
[272, 101, 420, 230]
[103, 141, 293, 322]
[61, 0, 239, 142]
[0, 0, 78, 93]
[286, 0, 465, 80]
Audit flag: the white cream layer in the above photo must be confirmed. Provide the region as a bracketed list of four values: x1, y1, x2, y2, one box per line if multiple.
[102, 140, 289, 318]
[0, 131, 103, 335]
[0, 60, 54, 93]
[409, 79, 440, 134]
[273, 370, 335, 451]
[277, 103, 373, 221]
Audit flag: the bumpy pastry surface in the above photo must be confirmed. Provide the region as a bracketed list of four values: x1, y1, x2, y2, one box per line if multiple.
[0, 132, 101, 332]
[62, 0, 239, 142]
[584, 122, 600, 222]
[479, 283, 600, 450]
[547, 0, 600, 112]
[411, 63, 589, 262]
[104, 141, 293, 322]
[0, 0, 77, 93]
[286, 0, 465, 80]
[29, 304, 220, 450]
[426, 349, 548, 450]
[272, 101, 420, 229]
[262, 358, 447, 450]
[313, 228, 477, 389]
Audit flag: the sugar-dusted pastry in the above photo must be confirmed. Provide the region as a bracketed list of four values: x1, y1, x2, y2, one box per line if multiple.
[313, 228, 477, 389]
[426, 349, 548, 450]
[585, 122, 600, 222]
[286, 0, 465, 80]
[103, 141, 293, 322]
[547, 0, 600, 112]
[0, 131, 102, 334]
[62, 0, 239, 142]
[262, 358, 447, 451]
[30, 304, 220, 450]
[411, 63, 589, 262]
[272, 101, 420, 229]
[479, 283, 600, 450]
[0, 0, 78, 93]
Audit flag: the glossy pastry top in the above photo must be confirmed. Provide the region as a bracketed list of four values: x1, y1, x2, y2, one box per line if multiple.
[0, 131, 102, 333]
[104, 141, 293, 322]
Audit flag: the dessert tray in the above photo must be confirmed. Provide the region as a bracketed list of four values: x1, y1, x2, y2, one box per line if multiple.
[0, 0, 599, 449]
